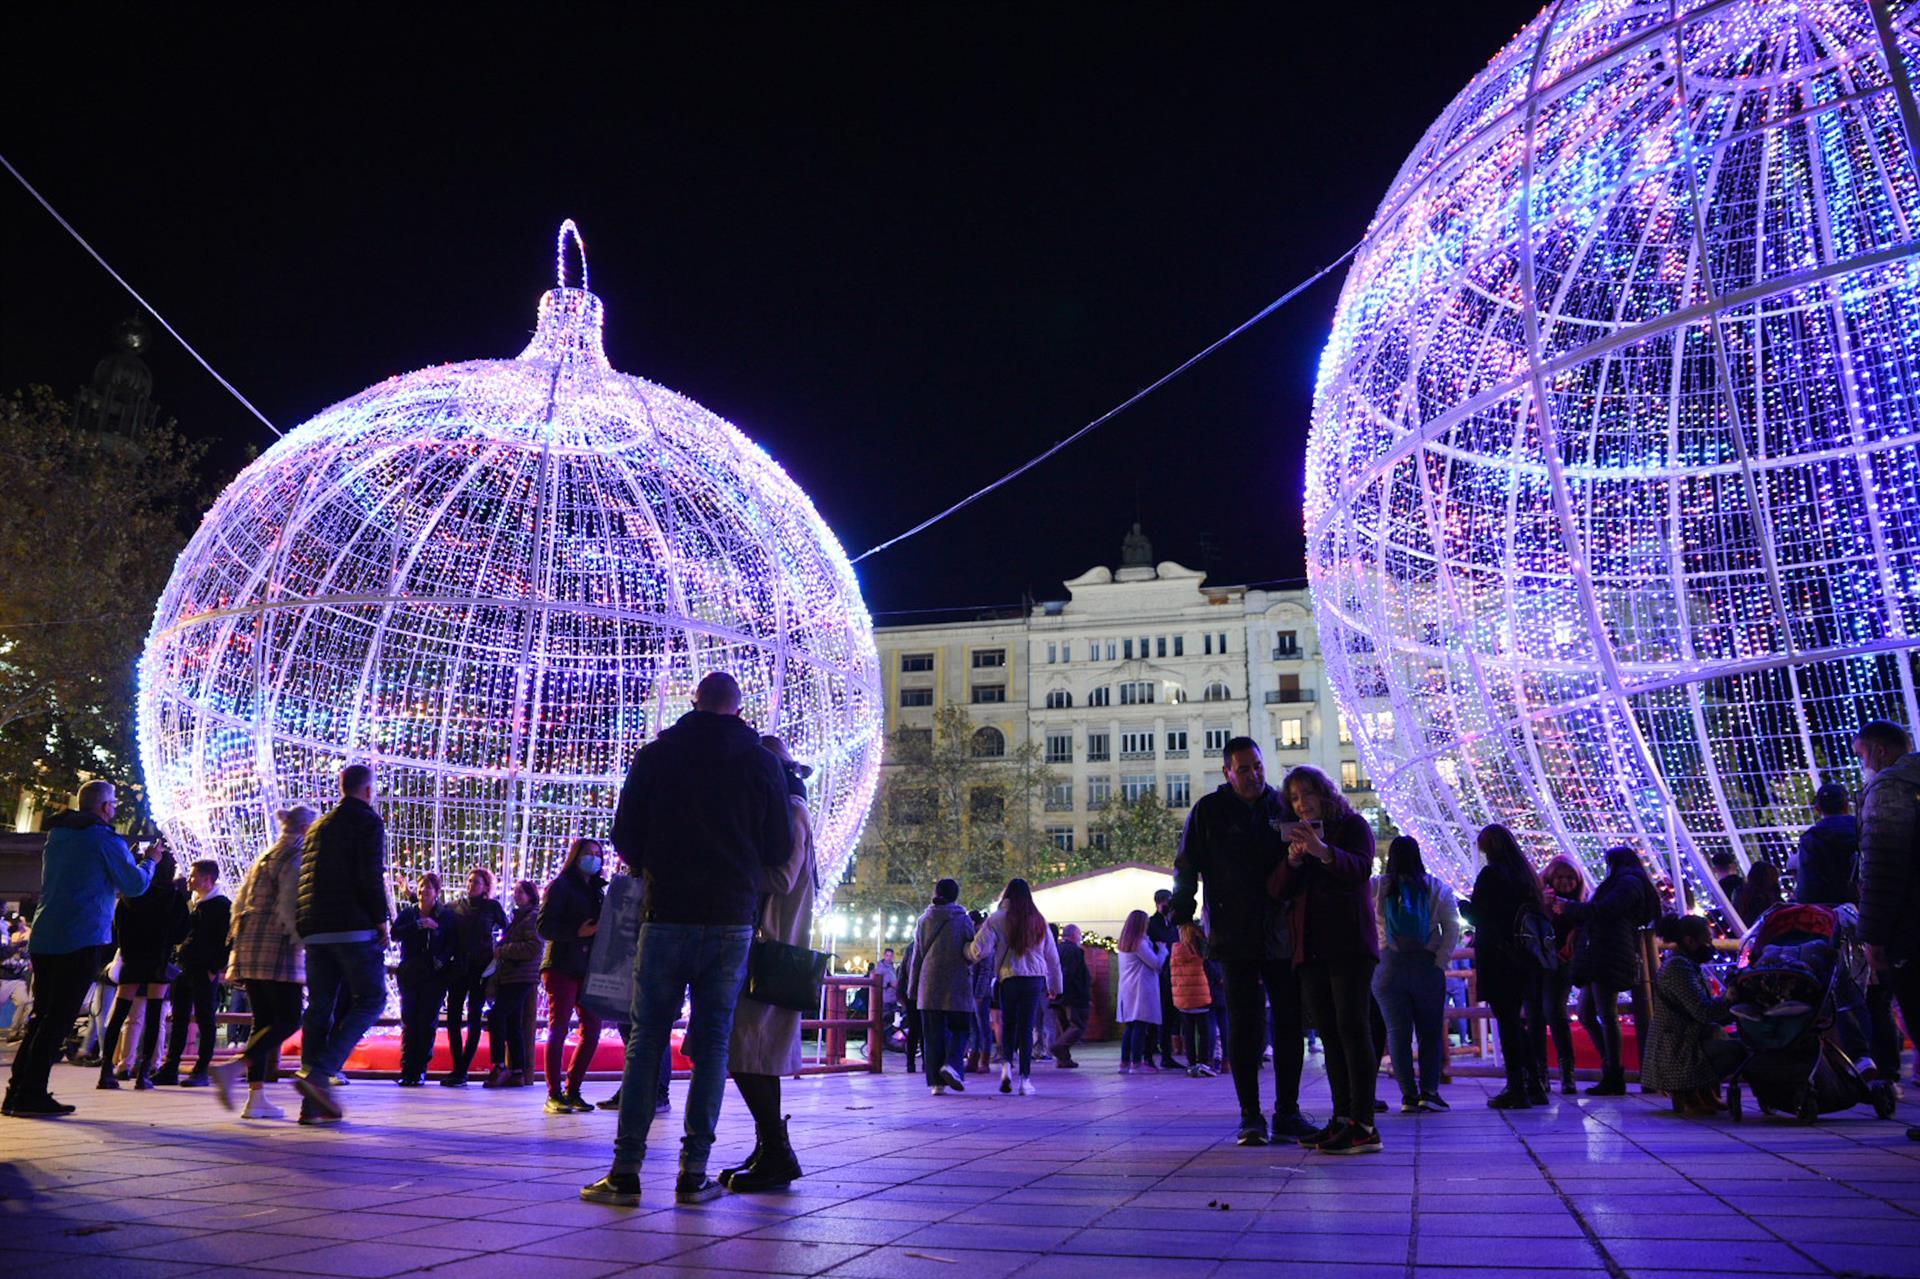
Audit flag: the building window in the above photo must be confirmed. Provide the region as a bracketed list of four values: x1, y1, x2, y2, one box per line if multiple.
[972, 649, 1006, 669]
[1120, 730, 1155, 759]
[1045, 733, 1072, 764]
[887, 788, 930, 825]
[900, 653, 934, 672]
[1167, 776, 1192, 808]
[1341, 761, 1361, 790]
[1120, 774, 1156, 803]
[1119, 680, 1155, 705]
[1167, 684, 1187, 704]
[894, 728, 933, 759]
[1088, 686, 1111, 708]
[1087, 732, 1111, 762]
[1105, 640, 1117, 661]
[1274, 630, 1299, 658]
[900, 687, 934, 707]
[971, 685, 1006, 704]
[1338, 715, 1353, 745]
[1173, 635, 1184, 656]
[1087, 777, 1112, 809]
[1046, 642, 1057, 664]
[1202, 681, 1231, 702]
[1278, 719, 1304, 748]
[1218, 632, 1228, 653]
[1156, 636, 1167, 658]
[1045, 689, 1073, 710]
[1045, 781, 1073, 811]
[971, 726, 1006, 758]
[1047, 825, 1075, 852]
[1166, 729, 1189, 756]
[970, 788, 1005, 821]
[1123, 638, 1135, 660]
[1204, 728, 1230, 754]
[1088, 831, 1110, 853]
[1204, 634, 1213, 656]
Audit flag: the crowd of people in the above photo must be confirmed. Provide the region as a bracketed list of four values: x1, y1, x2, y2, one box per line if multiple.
[3, 699, 1917, 1183]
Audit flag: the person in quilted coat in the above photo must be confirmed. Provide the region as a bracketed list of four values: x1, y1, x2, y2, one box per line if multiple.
[211, 805, 317, 1118]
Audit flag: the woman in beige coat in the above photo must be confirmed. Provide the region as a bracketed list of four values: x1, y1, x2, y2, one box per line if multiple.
[718, 735, 818, 1193]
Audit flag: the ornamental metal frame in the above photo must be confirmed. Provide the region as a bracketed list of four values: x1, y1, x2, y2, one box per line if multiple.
[1307, 0, 1920, 923]
[138, 222, 884, 898]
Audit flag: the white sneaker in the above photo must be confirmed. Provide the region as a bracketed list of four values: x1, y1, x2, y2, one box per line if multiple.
[939, 1064, 964, 1091]
[242, 1090, 287, 1120]
[931, 1084, 947, 1096]
[1018, 1077, 1034, 1096]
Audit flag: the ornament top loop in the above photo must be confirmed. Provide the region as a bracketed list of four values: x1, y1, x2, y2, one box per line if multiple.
[557, 219, 589, 292]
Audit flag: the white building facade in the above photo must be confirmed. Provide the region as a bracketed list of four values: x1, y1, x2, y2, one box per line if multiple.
[860, 529, 1383, 875]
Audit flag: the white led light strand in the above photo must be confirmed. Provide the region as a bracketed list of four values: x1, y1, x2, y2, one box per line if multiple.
[1307, 0, 1920, 913]
[137, 224, 885, 900]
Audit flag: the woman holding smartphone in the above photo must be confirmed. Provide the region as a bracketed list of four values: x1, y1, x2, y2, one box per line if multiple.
[1268, 765, 1381, 1155]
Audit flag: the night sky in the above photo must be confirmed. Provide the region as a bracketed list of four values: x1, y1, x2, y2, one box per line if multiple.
[2, 3, 1539, 618]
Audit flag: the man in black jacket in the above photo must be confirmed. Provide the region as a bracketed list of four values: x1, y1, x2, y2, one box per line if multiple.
[293, 764, 390, 1125]
[584, 672, 792, 1209]
[1147, 889, 1181, 1069]
[1171, 737, 1317, 1145]
[155, 860, 230, 1086]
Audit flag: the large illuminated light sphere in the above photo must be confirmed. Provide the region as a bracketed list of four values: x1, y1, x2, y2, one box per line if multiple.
[1307, 2, 1920, 907]
[140, 223, 883, 896]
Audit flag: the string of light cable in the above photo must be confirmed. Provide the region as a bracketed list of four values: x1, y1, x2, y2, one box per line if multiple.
[138, 222, 885, 898]
[1307, 0, 1920, 917]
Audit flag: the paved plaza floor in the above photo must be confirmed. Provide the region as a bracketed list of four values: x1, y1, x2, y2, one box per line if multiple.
[5, 1046, 1920, 1279]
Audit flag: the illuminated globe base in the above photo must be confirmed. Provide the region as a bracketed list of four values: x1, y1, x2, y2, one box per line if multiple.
[1307, 1, 1920, 914]
[139, 223, 882, 896]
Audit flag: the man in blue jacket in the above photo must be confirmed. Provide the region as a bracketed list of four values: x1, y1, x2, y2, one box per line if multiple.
[3, 779, 155, 1118]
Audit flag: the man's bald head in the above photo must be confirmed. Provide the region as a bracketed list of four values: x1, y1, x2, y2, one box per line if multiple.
[694, 672, 743, 715]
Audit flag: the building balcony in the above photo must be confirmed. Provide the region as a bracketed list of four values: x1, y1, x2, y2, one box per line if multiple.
[1045, 755, 1072, 766]
[1165, 748, 1188, 760]
[1087, 752, 1111, 763]
[1087, 798, 1110, 811]
[1044, 799, 1074, 812]
[1119, 749, 1154, 761]
[1341, 781, 1373, 794]
[1274, 737, 1309, 752]
[1272, 645, 1303, 661]
[1265, 689, 1317, 704]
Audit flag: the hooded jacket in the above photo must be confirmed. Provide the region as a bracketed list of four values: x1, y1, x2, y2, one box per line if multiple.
[906, 900, 976, 1013]
[1557, 865, 1659, 990]
[1860, 752, 1920, 955]
[1171, 782, 1294, 963]
[537, 867, 606, 977]
[28, 810, 153, 956]
[611, 709, 792, 926]
[1794, 814, 1859, 906]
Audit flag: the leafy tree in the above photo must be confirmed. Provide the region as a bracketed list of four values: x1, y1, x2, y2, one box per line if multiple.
[1089, 790, 1181, 870]
[845, 703, 1057, 914]
[0, 388, 206, 819]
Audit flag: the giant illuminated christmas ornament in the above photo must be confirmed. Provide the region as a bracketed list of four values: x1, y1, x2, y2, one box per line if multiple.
[140, 222, 883, 897]
[1306, 1, 1920, 917]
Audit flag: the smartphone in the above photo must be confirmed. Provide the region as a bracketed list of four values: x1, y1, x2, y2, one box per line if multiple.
[1276, 820, 1318, 841]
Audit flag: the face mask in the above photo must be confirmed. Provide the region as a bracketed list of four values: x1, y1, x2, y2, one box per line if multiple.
[579, 855, 603, 875]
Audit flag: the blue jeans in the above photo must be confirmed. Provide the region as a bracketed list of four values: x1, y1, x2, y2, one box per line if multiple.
[301, 941, 387, 1081]
[1373, 948, 1446, 1100]
[1122, 1019, 1153, 1063]
[612, 923, 753, 1177]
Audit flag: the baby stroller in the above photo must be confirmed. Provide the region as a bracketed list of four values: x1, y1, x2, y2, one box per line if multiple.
[1724, 903, 1897, 1123]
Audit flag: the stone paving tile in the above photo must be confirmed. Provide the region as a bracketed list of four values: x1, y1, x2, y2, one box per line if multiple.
[4, 1045, 1917, 1279]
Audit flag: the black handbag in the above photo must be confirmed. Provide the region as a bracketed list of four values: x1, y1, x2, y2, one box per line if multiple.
[745, 933, 829, 1013]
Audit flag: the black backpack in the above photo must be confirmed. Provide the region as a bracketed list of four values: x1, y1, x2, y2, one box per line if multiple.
[1514, 901, 1560, 972]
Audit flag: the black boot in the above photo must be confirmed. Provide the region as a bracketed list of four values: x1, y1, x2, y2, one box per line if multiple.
[96, 1062, 120, 1091]
[727, 1117, 801, 1192]
[718, 1137, 763, 1189]
[1586, 1068, 1627, 1096]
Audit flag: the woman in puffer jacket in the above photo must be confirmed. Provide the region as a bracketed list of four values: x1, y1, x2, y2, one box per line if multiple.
[1169, 917, 1217, 1077]
[1551, 845, 1660, 1096]
[484, 879, 542, 1089]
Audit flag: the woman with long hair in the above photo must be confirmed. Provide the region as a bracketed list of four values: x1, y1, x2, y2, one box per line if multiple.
[96, 842, 188, 1091]
[1554, 845, 1660, 1096]
[967, 877, 1062, 1096]
[1371, 835, 1461, 1114]
[1539, 854, 1588, 1095]
[1641, 914, 1740, 1115]
[1269, 765, 1382, 1154]
[210, 805, 316, 1118]
[442, 866, 507, 1087]
[1116, 909, 1166, 1072]
[536, 836, 609, 1113]
[1733, 861, 1783, 927]
[906, 877, 976, 1094]
[1462, 824, 1552, 1108]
